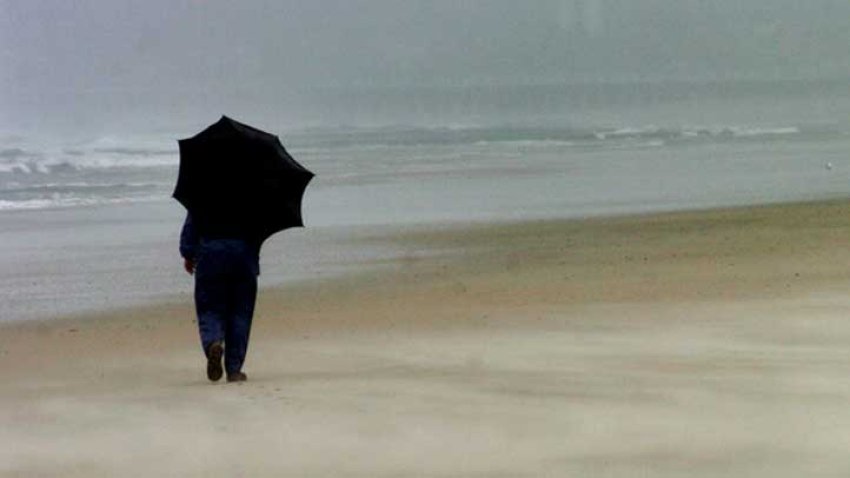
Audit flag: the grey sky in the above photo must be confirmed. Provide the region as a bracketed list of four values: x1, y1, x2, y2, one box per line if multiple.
[2, 1, 849, 133]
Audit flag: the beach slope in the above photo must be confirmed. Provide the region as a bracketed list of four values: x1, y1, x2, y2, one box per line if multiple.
[3, 200, 850, 477]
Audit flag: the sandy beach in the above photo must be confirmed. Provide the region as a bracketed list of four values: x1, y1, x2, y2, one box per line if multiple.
[3, 199, 850, 477]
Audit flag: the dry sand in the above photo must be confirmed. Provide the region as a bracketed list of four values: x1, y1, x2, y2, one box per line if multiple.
[3, 200, 850, 477]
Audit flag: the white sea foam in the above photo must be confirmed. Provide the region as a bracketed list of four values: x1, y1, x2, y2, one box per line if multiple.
[592, 125, 804, 142]
[0, 198, 57, 210]
[0, 151, 177, 175]
[0, 133, 178, 175]
[603, 126, 662, 138]
[2, 182, 163, 193]
[729, 126, 801, 137]
[0, 194, 165, 211]
[473, 139, 576, 148]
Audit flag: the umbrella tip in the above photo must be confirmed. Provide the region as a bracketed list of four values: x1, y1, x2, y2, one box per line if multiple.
[217, 115, 240, 131]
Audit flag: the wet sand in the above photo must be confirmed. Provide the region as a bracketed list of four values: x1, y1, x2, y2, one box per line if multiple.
[3, 200, 850, 477]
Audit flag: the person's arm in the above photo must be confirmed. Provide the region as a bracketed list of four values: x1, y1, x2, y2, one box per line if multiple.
[179, 214, 199, 275]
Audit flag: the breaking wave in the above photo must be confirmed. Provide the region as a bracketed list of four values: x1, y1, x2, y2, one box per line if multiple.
[0, 195, 164, 211]
[291, 123, 816, 149]
[0, 122, 840, 211]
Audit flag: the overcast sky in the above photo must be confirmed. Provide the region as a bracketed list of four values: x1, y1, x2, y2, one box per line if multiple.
[2, 1, 849, 134]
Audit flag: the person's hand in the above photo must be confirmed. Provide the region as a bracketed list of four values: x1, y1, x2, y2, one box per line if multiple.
[183, 258, 196, 275]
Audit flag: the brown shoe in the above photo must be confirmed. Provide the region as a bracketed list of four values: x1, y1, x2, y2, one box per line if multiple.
[206, 341, 224, 382]
[226, 371, 247, 383]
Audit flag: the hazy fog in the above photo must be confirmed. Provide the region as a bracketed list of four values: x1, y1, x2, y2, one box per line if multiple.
[2, 1, 849, 134]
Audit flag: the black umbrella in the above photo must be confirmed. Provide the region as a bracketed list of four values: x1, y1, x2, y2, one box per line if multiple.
[173, 116, 314, 243]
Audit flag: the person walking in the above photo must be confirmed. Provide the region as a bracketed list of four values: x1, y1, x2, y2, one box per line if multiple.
[173, 116, 314, 383]
[180, 213, 260, 383]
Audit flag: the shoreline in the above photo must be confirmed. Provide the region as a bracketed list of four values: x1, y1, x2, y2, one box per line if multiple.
[4, 198, 850, 476]
[3, 182, 850, 324]
[2, 196, 850, 339]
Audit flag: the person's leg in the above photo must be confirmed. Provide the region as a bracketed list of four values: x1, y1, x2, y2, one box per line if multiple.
[194, 247, 228, 381]
[194, 259, 227, 352]
[223, 256, 258, 378]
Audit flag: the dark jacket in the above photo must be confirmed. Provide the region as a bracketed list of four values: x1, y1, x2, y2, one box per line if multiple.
[180, 214, 261, 276]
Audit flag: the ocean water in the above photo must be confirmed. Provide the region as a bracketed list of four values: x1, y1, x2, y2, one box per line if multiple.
[3, 80, 850, 222]
[2, 80, 850, 321]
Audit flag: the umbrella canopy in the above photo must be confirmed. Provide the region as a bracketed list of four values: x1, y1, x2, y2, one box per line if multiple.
[173, 116, 314, 243]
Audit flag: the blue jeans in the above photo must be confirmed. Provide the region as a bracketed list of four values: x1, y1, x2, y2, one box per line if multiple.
[194, 239, 259, 375]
